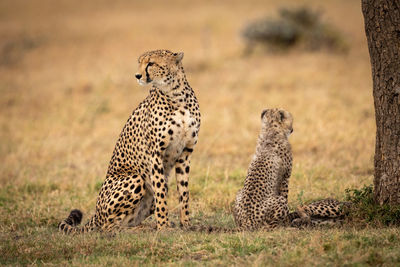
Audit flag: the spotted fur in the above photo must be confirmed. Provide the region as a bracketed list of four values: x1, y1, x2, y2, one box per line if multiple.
[289, 198, 352, 227]
[233, 108, 294, 230]
[59, 50, 200, 233]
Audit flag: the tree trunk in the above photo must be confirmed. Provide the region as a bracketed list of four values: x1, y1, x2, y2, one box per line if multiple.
[361, 0, 400, 205]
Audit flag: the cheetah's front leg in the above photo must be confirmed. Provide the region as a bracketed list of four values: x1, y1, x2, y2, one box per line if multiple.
[278, 167, 291, 201]
[279, 178, 289, 201]
[175, 147, 193, 227]
[151, 157, 170, 230]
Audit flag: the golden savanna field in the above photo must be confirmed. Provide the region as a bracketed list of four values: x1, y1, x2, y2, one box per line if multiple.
[1, 0, 399, 265]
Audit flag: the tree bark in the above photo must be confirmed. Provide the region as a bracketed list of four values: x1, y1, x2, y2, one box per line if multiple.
[361, 0, 400, 205]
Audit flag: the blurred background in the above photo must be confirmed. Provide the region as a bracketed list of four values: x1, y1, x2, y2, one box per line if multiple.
[0, 0, 374, 218]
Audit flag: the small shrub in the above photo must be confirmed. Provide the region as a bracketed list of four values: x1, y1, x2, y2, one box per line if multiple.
[0, 34, 42, 66]
[345, 185, 400, 226]
[241, 6, 347, 53]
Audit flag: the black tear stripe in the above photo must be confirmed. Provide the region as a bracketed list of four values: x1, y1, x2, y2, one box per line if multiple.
[145, 63, 151, 82]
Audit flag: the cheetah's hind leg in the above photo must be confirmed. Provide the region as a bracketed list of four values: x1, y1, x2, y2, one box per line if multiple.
[125, 182, 155, 228]
[98, 173, 150, 232]
[262, 196, 289, 229]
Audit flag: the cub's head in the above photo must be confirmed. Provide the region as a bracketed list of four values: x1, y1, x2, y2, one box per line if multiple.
[135, 49, 184, 88]
[260, 108, 293, 137]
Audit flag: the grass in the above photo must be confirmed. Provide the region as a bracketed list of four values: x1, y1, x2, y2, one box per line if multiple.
[1, 0, 399, 265]
[346, 185, 400, 227]
[1, 227, 400, 266]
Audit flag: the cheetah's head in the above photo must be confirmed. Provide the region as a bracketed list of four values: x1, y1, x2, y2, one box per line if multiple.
[135, 49, 184, 89]
[261, 108, 293, 137]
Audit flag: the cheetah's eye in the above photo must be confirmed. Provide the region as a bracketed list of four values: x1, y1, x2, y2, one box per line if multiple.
[147, 62, 155, 67]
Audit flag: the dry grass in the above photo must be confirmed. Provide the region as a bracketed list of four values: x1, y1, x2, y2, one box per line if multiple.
[1, 0, 398, 265]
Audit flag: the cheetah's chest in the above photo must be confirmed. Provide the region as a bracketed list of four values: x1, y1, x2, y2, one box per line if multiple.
[163, 109, 198, 176]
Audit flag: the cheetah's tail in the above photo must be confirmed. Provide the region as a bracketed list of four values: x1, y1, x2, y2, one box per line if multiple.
[58, 209, 97, 234]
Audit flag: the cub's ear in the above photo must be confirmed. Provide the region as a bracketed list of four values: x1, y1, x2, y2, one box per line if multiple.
[174, 52, 184, 63]
[279, 110, 285, 122]
[261, 109, 268, 119]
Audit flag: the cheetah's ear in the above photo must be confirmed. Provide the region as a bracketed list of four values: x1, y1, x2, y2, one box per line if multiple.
[279, 110, 285, 122]
[261, 109, 268, 120]
[174, 52, 184, 63]
[279, 110, 287, 122]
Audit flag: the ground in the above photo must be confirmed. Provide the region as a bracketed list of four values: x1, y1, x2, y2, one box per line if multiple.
[1, 0, 399, 265]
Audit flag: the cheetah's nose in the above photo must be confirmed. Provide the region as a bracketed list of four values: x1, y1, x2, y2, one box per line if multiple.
[135, 74, 142, 79]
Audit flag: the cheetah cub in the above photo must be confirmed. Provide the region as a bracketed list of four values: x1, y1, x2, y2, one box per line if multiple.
[233, 108, 293, 230]
[59, 50, 200, 233]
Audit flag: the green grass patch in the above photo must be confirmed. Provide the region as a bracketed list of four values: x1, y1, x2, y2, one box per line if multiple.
[1, 228, 400, 266]
[346, 185, 400, 226]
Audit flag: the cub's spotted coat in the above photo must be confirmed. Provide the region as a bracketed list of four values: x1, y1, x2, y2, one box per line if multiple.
[232, 109, 350, 231]
[233, 108, 293, 230]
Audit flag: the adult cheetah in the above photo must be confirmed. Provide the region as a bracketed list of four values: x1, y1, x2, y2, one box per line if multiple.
[59, 50, 200, 233]
[233, 108, 293, 230]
